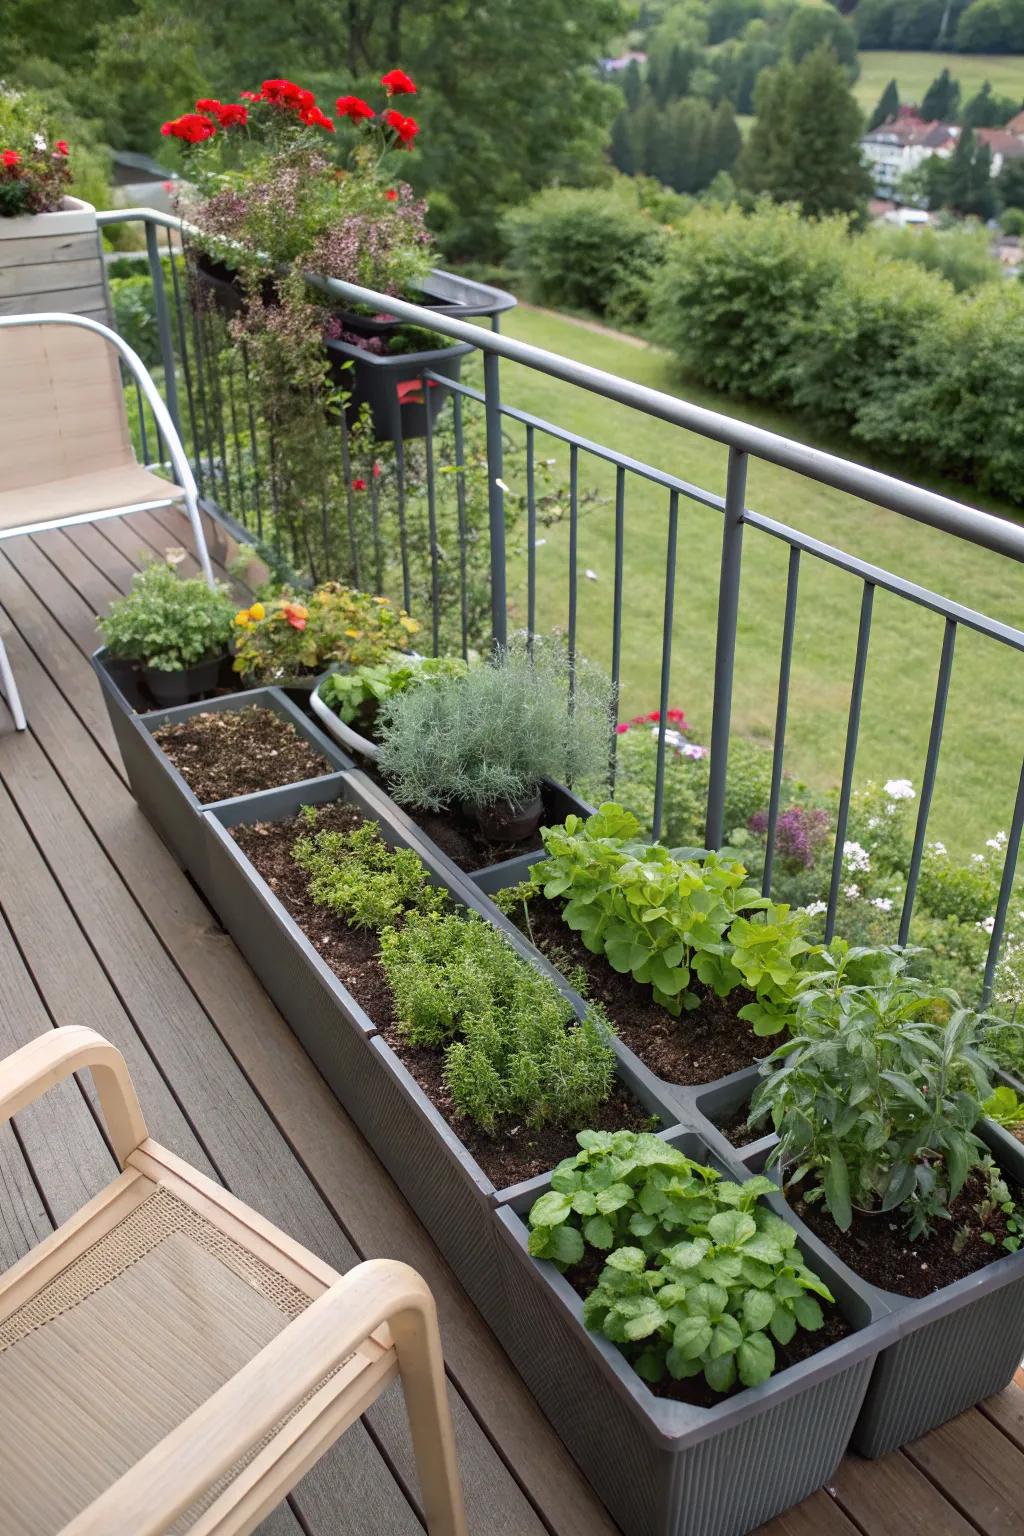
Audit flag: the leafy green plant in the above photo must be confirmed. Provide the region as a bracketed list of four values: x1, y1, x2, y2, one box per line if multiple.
[378, 909, 615, 1132]
[376, 637, 613, 813]
[983, 1085, 1024, 1131]
[318, 653, 469, 727]
[534, 803, 812, 1029]
[292, 818, 443, 932]
[98, 559, 237, 672]
[750, 943, 1003, 1239]
[528, 1131, 833, 1392]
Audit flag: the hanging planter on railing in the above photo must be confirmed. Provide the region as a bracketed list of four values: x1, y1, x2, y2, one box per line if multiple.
[325, 329, 473, 441]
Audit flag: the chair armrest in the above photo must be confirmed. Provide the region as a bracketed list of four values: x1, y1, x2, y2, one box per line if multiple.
[0, 1026, 148, 1165]
[63, 1260, 446, 1536]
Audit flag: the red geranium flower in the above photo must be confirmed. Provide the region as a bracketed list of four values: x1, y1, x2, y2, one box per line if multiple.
[160, 113, 217, 144]
[336, 95, 375, 122]
[300, 104, 335, 132]
[195, 98, 222, 111]
[214, 102, 249, 128]
[666, 708, 688, 726]
[2, 149, 20, 167]
[261, 79, 314, 110]
[54, 140, 70, 157]
[240, 90, 261, 101]
[381, 69, 416, 97]
[383, 109, 419, 147]
[373, 461, 382, 478]
[384, 188, 398, 201]
[615, 723, 630, 735]
[352, 478, 367, 492]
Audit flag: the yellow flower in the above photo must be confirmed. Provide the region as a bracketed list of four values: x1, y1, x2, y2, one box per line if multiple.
[234, 610, 251, 628]
[345, 627, 362, 638]
[400, 615, 420, 633]
[249, 601, 265, 621]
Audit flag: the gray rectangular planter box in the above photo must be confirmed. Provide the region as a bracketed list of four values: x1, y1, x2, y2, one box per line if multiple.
[493, 1127, 893, 1536]
[681, 1064, 777, 1164]
[737, 1122, 1024, 1458]
[93, 648, 351, 884]
[201, 769, 685, 1317]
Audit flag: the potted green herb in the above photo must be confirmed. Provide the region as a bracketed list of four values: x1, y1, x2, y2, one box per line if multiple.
[97, 560, 237, 707]
[310, 652, 468, 758]
[375, 639, 610, 847]
[748, 942, 1024, 1454]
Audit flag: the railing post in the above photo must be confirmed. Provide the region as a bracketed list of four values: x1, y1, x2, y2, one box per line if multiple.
[705, 447, 748, 850]
[145, 218, 182, 440]
[483, 351, 507, 650]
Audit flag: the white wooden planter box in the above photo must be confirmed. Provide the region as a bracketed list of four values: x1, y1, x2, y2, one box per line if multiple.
[0, 196, 108, 321]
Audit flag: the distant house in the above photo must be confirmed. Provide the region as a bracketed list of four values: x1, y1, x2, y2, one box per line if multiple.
[860, 111, 958, 200]
[600, 50, 646, 72]
[974, 128, 1024, 177]
[1007, 110, 1024, 136]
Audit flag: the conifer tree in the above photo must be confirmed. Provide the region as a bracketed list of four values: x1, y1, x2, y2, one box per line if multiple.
[868, 78, 899, 131]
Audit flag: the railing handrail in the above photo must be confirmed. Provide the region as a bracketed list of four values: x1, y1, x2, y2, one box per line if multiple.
[100, 207, 1024, 565]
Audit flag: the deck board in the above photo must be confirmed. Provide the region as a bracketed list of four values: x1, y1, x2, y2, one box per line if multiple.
[0, 502, 1022, 1536]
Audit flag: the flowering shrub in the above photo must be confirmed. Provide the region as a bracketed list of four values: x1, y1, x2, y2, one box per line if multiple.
[231, 582, 418, 685]
[0, 87, 72, 216]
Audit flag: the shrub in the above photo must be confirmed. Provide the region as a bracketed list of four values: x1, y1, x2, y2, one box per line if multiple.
[869, 223, 1000, 294]
[535, 803, 813, 1030]
[108, 273, 160, 368]
[376, 638, 613, 813]
[379, 909, 616, 1131]
[231, 583, 419, 685]
[98, 559, 236, 672]
[0, 85, 74, 216]
[750, 943, 1002, 1238]
[502, 184, 670, 325]
[527, 1131, 834, 1392]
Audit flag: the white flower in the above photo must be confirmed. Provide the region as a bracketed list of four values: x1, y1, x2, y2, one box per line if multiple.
[987, 832, 1008, 851]
[843, 840, 870, 872]
[867, 816, 881, 830]
[979, 915, 996, 935]
[972, 852, 985, 865]
[33, 132, 46, 152]
[803, 900, 827, 917]
[659, 728, 687, 751]
[884, 779, 915, 800]
[844, 884, 861, 900]
[930, 840, 947, 856]
[494, 477, 510, 494]
[585, 568, 599, 582]
[871, 897, 893, 912]
[681, 743, 707, 760]
[533, 537, 547, 548]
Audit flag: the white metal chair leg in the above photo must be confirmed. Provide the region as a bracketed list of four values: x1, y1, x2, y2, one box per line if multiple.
[0, 631, 26, 731]
[184, 483, 216, 588]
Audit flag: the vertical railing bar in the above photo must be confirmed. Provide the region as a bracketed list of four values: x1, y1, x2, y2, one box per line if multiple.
[453, 391, 469, 660]
[762, 546, 801, 896]
[166, 232, 204, 496]
[825, 581, 875, 940]
[983, 757, 1024, 1003]
[267, 426, 284, 564]
[706, 447, 748, 849]
[567, 442, 579, 703]
[652, 489, 680, 842]
[145, 218, 181, 438]
[483, 351, 507, 651]
[187, 281, 215, 505]
[370, 466, 384, 595]
[899, 618, 957, 945]
[395, 426, 411, 614]
[240, 343, 262, 540]
[337, 409, 361, 589]
[134, 376, 150, 464]
[526, 423, 537, 656]
[425, 398, 441, 656]
[609, 464, 626, 795]
[201, 303, 233, 516]
[224, 354, 248, 527]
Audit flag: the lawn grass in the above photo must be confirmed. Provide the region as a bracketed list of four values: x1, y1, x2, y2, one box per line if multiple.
[854, 49, 1024, 116]
[495, 307, 1024, 858]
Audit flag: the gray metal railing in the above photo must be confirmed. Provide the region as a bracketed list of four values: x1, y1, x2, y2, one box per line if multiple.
[97, 208, 1024, 999]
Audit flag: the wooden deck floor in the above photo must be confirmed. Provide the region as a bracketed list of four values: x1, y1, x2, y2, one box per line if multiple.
[0, 504, 1022, 1536]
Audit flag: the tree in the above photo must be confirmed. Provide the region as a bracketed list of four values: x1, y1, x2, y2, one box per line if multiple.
[921, 68, 961, 123]
[785, 5, 859, 72]
[945, 126, 997, 218]
[707, 98, 743, 178]
[963, 80, 1021, 128]
[868, 78, 900, 131]
[998, 156, 1024, 211]
[956, 0, 1024, 51]
[740, 45, 872, 221]
[622, 57, 643, 110]
[610, 110, 636, 175]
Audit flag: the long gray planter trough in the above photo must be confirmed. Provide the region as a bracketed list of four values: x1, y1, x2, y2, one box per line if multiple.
[201, 769, 686, 1318]
[92, 648, 351, 886]
[493, 1127, 894, 1536]
[736, 1122, 1024, 1458]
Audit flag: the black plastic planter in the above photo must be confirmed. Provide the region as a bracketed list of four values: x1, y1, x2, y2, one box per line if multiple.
[493, 1128, 893, 1536]
[92, 650, 352, 883]
[200, 769, 685, 1317]
[144, 651, 231, 708]
[734, 1124, 1024, 1459]
[325, 333, 472, 442]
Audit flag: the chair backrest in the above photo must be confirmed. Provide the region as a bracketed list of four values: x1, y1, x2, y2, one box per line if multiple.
[0, 321, 134, 494]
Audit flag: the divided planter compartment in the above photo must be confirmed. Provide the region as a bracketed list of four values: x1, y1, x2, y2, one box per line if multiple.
[680, 1064, 777, 1165]
[200, 767, 685, 1317]
[493, 1126, 894, 1536]
[467, 779, 595, 891]
[738, 1124, 1024, 1458]
[92, 650, 352, 883]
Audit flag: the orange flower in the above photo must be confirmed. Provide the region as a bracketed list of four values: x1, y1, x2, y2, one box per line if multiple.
[282, 601, 308, 631]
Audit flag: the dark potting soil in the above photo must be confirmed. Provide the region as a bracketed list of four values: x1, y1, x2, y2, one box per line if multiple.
[563, 1248, 851, 1407]
[713, 1102, 763, 1149]
[230, 801, 658, 1189]
[788, 1168, 1022, 1298]
[362, 764, 543, 871]
[154, 707, 332, 803]
[510, 896, 765, 1085]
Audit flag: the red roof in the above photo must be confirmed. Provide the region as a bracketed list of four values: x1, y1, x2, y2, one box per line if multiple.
[976, 128, 1024, 159]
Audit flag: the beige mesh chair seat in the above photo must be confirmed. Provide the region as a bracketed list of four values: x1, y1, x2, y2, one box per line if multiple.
[0, 313, 216, 734]
[0, 1028, 467, 1536]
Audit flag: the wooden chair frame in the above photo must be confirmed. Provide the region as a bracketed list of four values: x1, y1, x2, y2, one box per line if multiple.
[0, 1027, 468, 1536]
